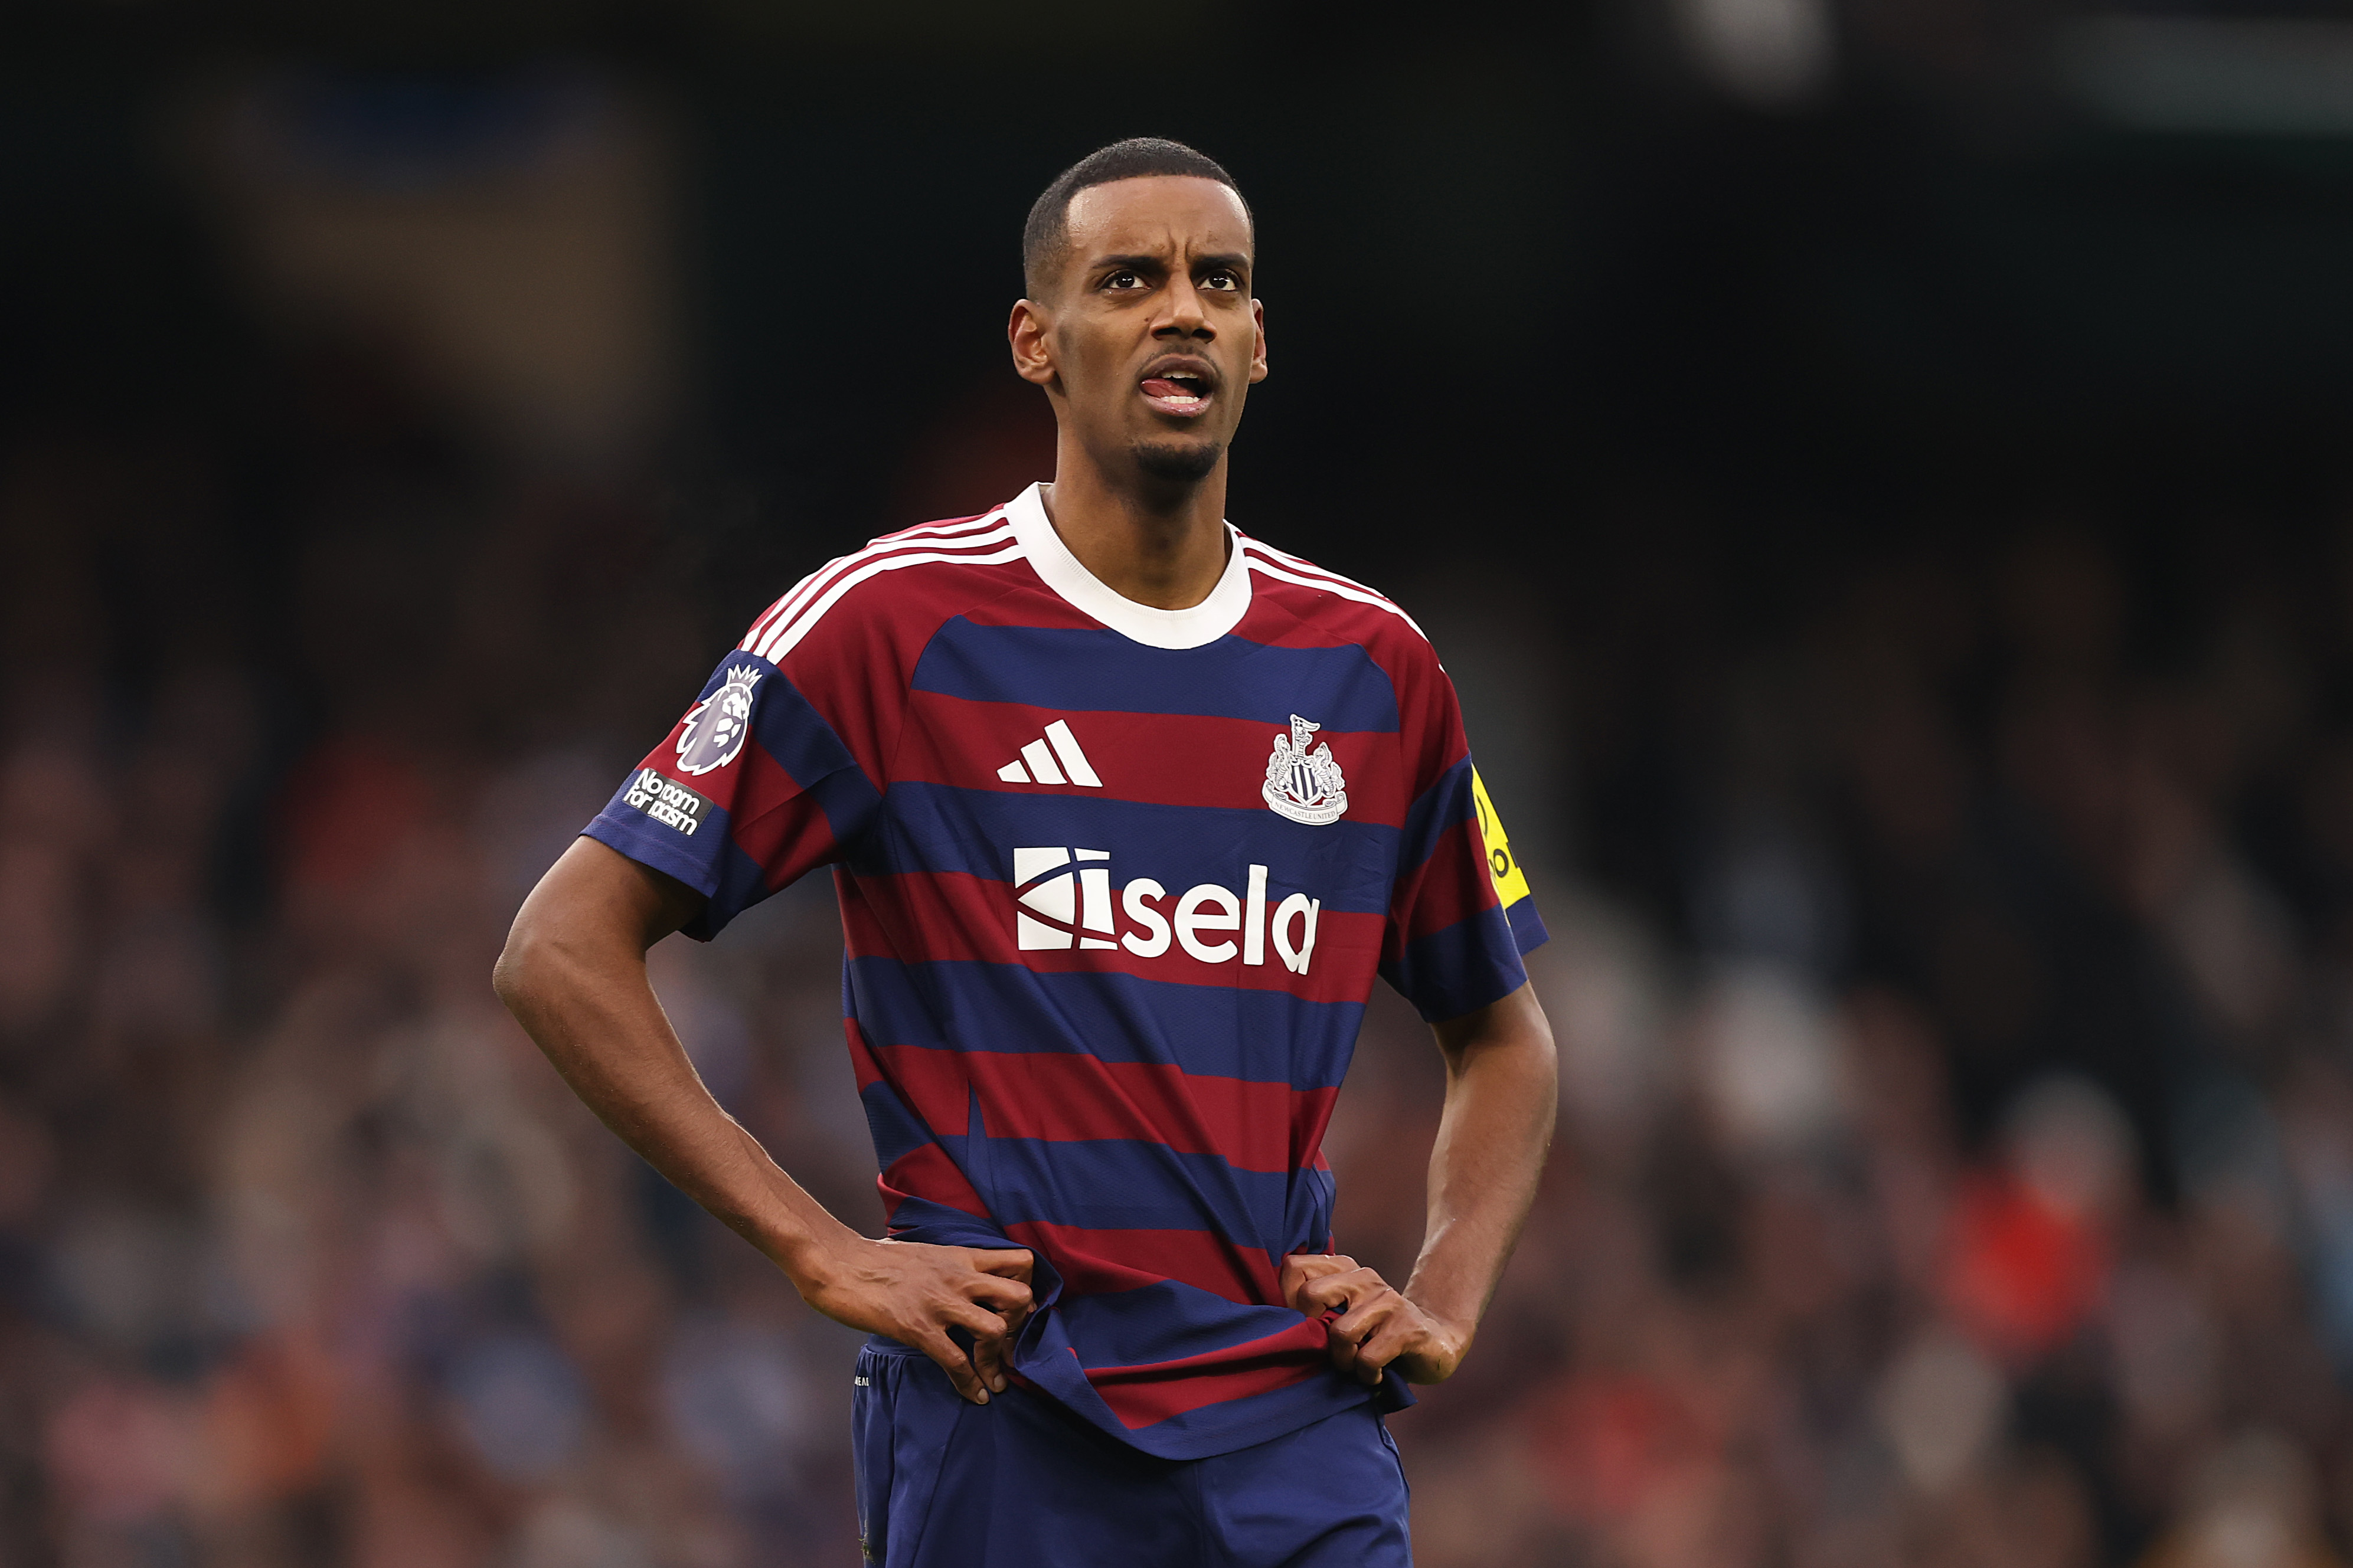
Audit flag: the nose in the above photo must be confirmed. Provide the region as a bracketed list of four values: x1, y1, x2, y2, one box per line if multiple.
[1153, 274, 1214, 341]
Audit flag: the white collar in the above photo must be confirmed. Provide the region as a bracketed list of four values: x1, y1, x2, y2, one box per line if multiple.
[1004, 482, 1252, 651]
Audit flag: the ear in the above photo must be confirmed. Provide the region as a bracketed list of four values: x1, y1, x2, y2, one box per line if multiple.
[1247, 297, 1268, 385]
[1009, 298, 1058, 388]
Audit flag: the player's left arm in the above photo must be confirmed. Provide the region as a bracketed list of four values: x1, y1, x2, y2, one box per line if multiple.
[1283, 980, 1557, 1384]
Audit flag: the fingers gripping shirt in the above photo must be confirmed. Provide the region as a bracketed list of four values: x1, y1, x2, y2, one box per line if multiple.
[582, 487, 1547, 1461]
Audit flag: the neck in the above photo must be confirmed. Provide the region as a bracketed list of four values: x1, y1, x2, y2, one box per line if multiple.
[1039, 433, 1230, 611]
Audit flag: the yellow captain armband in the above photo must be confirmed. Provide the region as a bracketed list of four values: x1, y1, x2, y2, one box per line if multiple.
[1469, 768, 1533, 908]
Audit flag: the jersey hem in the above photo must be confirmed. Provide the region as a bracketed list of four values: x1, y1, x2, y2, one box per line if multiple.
[858, 1329, 1403, 1461]
[1506, 899, 1550, 957]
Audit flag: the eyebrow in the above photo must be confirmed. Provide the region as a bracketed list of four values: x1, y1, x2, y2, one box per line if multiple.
[1092, 251, 1253, 276]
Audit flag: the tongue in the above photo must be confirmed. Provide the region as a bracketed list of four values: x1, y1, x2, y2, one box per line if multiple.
[1141, 378, 1198, 401]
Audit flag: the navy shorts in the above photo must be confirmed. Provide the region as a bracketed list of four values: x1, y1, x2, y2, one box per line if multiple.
[851, 1340, 1413, 1567]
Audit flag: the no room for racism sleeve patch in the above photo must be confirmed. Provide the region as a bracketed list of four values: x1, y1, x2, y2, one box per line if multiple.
[622, 768, 715, 836]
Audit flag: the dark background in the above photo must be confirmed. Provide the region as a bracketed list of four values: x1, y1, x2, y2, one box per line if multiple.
[7, 2, 2353, 1564]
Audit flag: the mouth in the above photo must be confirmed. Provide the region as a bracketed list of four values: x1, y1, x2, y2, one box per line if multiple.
[1138, 359, 1217, 419]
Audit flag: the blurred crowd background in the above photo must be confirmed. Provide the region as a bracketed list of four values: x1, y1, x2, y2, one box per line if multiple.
[11, 2, 2353, 1565]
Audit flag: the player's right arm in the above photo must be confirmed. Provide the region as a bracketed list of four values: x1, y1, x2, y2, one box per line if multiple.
[494, 813, 1031, 1403]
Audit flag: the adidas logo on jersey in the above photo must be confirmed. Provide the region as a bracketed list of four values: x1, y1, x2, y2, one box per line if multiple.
[1012, 848, 1322, 973]
[995, 721, 1101, 787]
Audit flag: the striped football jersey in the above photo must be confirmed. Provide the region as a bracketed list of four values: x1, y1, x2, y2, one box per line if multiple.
[584, 483, 1547, 1460]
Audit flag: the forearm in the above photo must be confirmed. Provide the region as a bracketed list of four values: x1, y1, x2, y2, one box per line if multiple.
[1403, 984, 1557, 1346]
[492, 842, 861, 1294]
[501, 940, 858, 1280]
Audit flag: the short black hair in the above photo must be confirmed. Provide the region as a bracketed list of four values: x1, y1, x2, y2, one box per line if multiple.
[1021, 137, 1250, 299]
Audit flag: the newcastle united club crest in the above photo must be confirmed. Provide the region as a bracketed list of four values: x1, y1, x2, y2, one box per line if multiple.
[1263, 714, 1348, 826]
[675, 663, 763, 775]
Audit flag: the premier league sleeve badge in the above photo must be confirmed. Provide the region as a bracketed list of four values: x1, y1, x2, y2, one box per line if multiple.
[675, 663, 764, 776]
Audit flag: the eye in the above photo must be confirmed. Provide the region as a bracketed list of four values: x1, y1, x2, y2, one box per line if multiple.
[1104, 270, 1143, 291]
[1202, 270, 1240, 292]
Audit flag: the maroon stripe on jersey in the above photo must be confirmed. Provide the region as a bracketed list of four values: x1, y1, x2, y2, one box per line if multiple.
[878, 1141, 990, 1223]
[865, 1043, 1338, 1174]
[873, 509, 998, 544]
[838, 870, 1384, 1006]
[740, 595, 793, 653]
[743, 544, 881, 653]
[773, 560, 1037, 780]
[893, 693, 1407, 823]
[731, 788, 850, 902]
[1239, 542, 1414, 616]
[751, 515, 1012, 655]
[1230, 575, 1423, 650]
[845, 1018, 885, 1091]
[771, 521, 1014, 626]
[1087, 1318, 1332, 1429]
[955, 588, 1144, 634]
[1388, 817, 1499, 950]
[1004, 1222, 1281, 1304]
[629, 725, 850, 879]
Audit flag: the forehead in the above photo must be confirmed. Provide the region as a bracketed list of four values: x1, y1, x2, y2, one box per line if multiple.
[1062, 175, 1253, 264]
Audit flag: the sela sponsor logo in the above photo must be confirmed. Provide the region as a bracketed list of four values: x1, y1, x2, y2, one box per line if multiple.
[624, 768, 713, 836]
[676, 664, 763, 776]
[1263, 714, 1347, 826]
[1012, 847, 1322, 974]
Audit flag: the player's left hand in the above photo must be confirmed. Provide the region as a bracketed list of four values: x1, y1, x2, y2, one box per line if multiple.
[1280, 1253, 1468, 1386]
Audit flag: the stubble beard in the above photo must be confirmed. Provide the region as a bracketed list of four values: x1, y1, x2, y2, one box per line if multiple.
[1132, 439, 1223, 485]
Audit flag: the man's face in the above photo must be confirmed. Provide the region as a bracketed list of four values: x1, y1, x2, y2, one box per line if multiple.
[1022, 175, 1266, 485]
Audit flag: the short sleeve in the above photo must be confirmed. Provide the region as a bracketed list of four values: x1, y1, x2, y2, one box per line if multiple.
[1379, 652, 1548, 1022]
[583, 626, 890, 941]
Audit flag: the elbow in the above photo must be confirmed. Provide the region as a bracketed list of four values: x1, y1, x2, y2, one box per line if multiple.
[1492, 994, 1560, 1115]
[1525, 1007, 1561, 1099]
[1529, 1011, 1560, 1083]
[492, 909, 547, 1014]
[1534, 1034, 1561, 1135]
[1515, 1023, 1560, 1131]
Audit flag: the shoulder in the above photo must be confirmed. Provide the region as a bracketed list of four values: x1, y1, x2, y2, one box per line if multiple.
[737, 508, 1030, 665]
[1234, 533, 1436, 667]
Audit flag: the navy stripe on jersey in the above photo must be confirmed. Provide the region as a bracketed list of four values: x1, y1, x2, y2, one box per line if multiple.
[865, 784, 1398, 914]
[939, 1135, 1310, 1252]
[1506, 896, 1551, 955]
[913, 620, 1401, 731]
[844, 957, 1364, 1089]
[1396, 755, 1479, 876]
[1051, 1287, 1319, 1369]
[1383, 905, 1531, 1023]
[585, 790, 789, 942]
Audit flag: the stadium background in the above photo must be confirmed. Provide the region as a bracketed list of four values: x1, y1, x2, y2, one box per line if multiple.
[8, 2, 2353, 1564]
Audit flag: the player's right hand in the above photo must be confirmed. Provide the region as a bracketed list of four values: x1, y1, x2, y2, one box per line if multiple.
[796, 1238, 1035, 1405]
